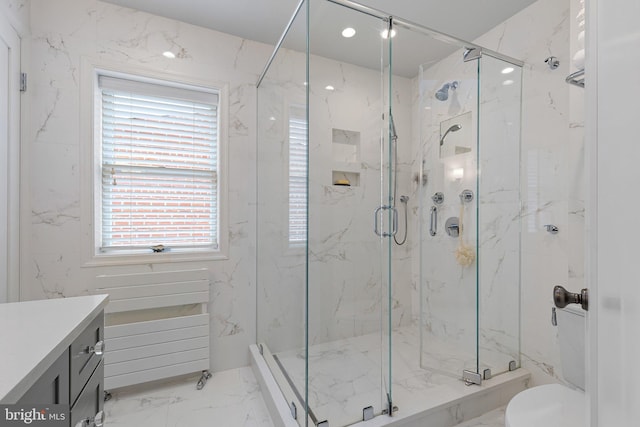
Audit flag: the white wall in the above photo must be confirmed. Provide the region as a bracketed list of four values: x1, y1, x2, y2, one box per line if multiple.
[1, 0, 29, 305]
[24, 0, 271, 371]
[0, 0, 29, 35]
[588, 0, 640, 422]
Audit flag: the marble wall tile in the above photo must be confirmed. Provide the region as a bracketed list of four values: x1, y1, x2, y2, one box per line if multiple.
[24, 0, 271, 371]
[1, 0, 29, 34]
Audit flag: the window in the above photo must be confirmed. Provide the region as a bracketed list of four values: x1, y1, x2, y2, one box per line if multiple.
[97, 73, 220, 254]
[288, 106, 307, 245]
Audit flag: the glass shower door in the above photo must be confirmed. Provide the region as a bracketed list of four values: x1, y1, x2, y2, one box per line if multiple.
[256, 1, 309, 425]
[382, 21, 393, 418]
[305, 0, 392, 425]
[417, 47, 523, 383]
[418, 47, 480, 380]
[477, 54, 522, 377]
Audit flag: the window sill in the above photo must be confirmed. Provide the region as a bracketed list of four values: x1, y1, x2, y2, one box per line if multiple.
[82, 249, 228, 267]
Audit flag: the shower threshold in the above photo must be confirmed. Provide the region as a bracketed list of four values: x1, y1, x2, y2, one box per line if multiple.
[251, 326, 529, 427]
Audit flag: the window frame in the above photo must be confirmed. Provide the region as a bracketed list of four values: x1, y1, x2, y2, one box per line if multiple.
[80, 61, 229, 266]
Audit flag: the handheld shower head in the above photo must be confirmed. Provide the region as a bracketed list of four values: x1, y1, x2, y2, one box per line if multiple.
[435, 81, 459, 101]
[390, 113, 398, 141]
[439, 124, 462, 146]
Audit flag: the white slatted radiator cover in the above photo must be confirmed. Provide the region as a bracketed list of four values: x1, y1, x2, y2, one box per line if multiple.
[96, 269, 210, 390]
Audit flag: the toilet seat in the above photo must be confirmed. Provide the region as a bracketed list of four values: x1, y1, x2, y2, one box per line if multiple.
[505, 384, 586, 427]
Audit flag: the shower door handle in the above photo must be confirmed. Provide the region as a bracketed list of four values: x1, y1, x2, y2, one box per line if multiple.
[430, 206, 437, 236]
[374, 205, 398, 237]
[374, 206, 384, 236]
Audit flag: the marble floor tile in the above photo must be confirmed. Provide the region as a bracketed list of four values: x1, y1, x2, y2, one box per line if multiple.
[273, 324, 476, 427]
[105, 366, 274, 427]
[266, 324, 522, 427]
[106, 329, 513, 427]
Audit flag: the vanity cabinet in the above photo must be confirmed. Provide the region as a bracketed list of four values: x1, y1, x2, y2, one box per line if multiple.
[18, 311, 105, 427]
[1, 297, 109, 427]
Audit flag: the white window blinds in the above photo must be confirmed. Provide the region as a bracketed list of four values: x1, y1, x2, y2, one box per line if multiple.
[98, 74, 219, 252]
[288, 106, 308, 245]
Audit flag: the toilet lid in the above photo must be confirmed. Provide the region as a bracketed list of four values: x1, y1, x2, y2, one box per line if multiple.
[505, 384, 586, 427]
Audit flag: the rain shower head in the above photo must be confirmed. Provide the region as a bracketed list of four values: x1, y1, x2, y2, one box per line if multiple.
[439, 124, 462, 146]
[435, 81, 459, 101]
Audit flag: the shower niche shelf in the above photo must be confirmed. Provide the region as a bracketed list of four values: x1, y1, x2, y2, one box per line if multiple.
[332, 170, 360, 187]
[332, 128, 360, 186]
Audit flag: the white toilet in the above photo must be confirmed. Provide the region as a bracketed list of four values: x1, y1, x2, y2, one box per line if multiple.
[505, 306, 587, 427]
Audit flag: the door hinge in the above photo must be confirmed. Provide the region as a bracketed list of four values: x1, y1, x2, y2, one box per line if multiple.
[20, 72, 27, 92]
[463, 369, 482, 386]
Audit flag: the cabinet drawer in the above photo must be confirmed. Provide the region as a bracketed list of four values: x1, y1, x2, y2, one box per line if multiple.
[18, 348, 70, 404]
[70, 313, 104, 406]
[70, 361, 104, 427]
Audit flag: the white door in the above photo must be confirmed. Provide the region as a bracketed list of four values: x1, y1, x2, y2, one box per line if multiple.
[587, 0, 640, 424]
[0, 13, 20, 303]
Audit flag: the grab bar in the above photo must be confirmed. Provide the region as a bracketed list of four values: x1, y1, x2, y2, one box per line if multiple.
[429, 206, 437, 236]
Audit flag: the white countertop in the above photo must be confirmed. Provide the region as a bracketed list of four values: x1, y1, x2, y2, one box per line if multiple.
[0, 295, 109, 403]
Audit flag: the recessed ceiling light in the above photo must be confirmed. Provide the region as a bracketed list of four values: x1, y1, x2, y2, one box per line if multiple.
[501, 67, 515, 74]
[269, 116, 276, 121]
[162, 51, 176, 59]
[381, 29, 397, 39]
[342, 27, 356, 38]
[503, 79, 514, 86]
[325, 85, 335, 91]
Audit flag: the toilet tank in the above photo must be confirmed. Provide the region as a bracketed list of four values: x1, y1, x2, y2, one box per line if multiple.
[556, 306, 586, 390]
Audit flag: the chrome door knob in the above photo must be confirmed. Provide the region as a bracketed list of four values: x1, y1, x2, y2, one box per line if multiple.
[553, 285, 589, 311]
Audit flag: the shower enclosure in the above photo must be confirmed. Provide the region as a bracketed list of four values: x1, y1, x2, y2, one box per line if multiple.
[256, 1, 523, 425]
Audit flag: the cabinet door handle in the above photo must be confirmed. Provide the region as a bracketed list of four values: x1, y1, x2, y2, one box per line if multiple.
[94, 411, 105, 427]
[79, 340, 105, 357]
[92, 341, 105, 356]
[75, 411, 105, 427]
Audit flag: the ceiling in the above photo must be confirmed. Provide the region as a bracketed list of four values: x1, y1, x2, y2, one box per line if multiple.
[101, 0, 537, 77]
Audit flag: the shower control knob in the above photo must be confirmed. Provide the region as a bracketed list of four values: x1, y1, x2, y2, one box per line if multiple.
[553, 285, 589, 311]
